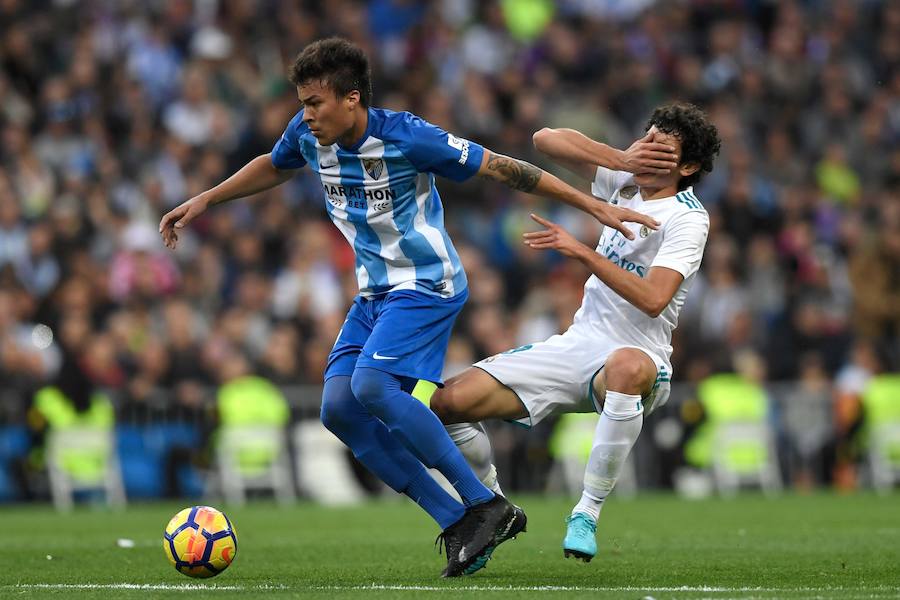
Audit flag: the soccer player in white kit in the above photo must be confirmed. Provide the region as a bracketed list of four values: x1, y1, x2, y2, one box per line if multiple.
[430, 103, 721, 562]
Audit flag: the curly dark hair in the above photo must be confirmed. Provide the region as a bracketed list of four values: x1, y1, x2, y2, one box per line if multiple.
[646, 102, 721, 190]
[288, 38, 372, 107]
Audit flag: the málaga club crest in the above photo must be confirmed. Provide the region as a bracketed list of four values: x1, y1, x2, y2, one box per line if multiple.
[362, 158, 384, 180]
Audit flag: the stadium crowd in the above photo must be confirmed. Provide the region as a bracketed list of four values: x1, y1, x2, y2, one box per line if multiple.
[1, 0, 898, 496]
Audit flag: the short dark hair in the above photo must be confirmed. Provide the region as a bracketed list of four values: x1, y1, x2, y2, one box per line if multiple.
[646, 103, 721, 189]
[288, 37, 372, 107]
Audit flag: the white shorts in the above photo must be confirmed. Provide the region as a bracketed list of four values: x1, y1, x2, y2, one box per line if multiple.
[474, 326, 672, 428]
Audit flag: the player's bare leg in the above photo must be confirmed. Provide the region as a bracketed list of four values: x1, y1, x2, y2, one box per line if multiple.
[564, 347, 657, 562]
[434, 368, 528, 423]
[432, 368, 526, 493]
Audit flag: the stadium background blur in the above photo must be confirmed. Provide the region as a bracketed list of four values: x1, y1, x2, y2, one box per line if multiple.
[0, 0, 898, 504]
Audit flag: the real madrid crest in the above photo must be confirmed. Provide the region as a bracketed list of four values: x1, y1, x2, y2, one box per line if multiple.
[619, 185, 638, 199]
[640, 225, 650, 238]
[362, 158, 384, 180]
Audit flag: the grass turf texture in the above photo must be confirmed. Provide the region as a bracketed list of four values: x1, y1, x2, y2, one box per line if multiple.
[1, 493, 897, 599]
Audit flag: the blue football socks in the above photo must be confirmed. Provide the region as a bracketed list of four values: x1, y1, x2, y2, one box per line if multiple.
[321, 376, 464, 528]
[351, 367, 495, 507]
[404, 468, 467, 530]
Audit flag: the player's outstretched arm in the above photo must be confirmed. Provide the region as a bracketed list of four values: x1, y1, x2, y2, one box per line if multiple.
[532, 128, 678, 179]
[524, 214, 682, 317]
[159, 153, 297, 249]
[477, 150, 659, 241]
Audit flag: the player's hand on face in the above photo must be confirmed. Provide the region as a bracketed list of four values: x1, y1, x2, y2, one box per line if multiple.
[621, 129, 679, 175]
[159, 196, 209, 250]
[589, 201, 659, 240]
[523, 213, 585, 259]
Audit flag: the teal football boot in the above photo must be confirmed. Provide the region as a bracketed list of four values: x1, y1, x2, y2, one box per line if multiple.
[562, 513, 597, 562]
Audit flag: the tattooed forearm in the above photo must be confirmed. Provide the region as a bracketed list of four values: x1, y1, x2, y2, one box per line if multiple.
[482, 152, 542, 192]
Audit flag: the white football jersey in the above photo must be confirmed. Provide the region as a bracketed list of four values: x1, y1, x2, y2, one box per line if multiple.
[571, 166, 710, 369]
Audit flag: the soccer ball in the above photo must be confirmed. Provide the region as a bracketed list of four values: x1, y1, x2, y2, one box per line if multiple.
[163, 506, 237, 578]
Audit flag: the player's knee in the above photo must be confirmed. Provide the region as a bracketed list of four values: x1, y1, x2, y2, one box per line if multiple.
[604, 349, 655, 394]
[320, 378, 356, 436]
[430, 387, 461, 422]
[429, 388, 448, 420]
[319, 399, 342, 435]
[349, 367, 389, 411]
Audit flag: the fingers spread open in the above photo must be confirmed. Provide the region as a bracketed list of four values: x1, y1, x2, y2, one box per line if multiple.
[616, 207, 660, 229]
[614, 223, 636, 240]
[636, 168, 675, 175]
[525, 239, 557, 249]
[643, 159, 679, 168]
[529, 213, 556, 228]
[642, 142, 677, 154]
[523, 233, 556, 244]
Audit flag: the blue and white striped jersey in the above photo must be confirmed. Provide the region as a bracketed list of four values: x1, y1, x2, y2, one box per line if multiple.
[271, 107, 483, 298]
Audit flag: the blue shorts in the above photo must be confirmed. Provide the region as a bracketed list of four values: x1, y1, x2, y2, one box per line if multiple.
[325, 289, 468, 384]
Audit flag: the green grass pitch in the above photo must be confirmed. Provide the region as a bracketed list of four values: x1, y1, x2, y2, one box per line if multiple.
[1, 493, 897, 599]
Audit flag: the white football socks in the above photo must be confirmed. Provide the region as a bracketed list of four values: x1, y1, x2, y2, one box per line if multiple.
[573, 391, 644, 522]
[445, 422, 504, 495]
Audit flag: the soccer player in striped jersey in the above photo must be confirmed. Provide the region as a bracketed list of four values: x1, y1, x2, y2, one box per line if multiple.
[431, 103, 721, 563]
[159, 37, 658, 577]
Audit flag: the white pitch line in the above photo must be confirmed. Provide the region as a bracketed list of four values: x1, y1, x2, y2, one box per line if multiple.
[335, 584, 900, 593]
[11, 583, 900, 594]
[12, 583, 288, 591]
[15, 584, 246, 591]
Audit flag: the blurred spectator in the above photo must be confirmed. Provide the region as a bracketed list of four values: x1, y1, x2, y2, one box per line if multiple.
[781, 353, 833, 490]
[0, 182, 29, 269]
[214, 349, 290, 489]
[832, 341, 884, 490]
[848, 200, 900, 359]
[108, 221, 180, 303]
[19, 357, 114, 501]
[0, 289, 61, 397]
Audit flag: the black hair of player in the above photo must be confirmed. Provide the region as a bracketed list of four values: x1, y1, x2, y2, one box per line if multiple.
[645, 103, 721, 190]
[289, 38, 372, 107]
